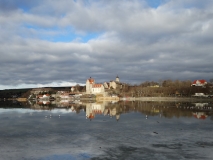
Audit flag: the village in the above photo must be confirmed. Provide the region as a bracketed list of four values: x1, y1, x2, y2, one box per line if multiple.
[26, 76, 213, 102]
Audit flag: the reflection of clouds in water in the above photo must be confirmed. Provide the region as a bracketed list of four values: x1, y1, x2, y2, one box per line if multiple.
[1, 104, 213, 159]
[50, 109, 76, 114]
[0, 108, 76, 114]
[91, 144, 213, 160]
[0, 116, 105, 159]
[0, 108, 43, 114]
[34, 135, 103, 160]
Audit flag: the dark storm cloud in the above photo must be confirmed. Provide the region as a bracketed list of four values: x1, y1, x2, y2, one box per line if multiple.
[0, 0, 213, 89]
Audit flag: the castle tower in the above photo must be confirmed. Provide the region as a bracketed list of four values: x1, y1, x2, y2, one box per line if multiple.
[86, 77, 95, 94]
[116, 114, 120, 121]
[115, 75, 119, 82]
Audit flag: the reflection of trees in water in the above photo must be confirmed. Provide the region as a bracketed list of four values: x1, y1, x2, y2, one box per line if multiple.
[104, 101, 213, 120]
[211, 115, 213, 121]
[73, 105, 86, 114]
[0, 100, 23, 108]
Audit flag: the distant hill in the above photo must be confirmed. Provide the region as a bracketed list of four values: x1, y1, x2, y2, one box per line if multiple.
[0, 88, 32, 99]
[0, 86, 86, 99]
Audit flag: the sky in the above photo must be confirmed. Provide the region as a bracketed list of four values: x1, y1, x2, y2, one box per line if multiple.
[0, 0, 213, 90]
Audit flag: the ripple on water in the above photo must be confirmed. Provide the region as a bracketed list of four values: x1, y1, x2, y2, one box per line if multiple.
[196, 141, 213, 147]
[152, 143, 183, 149]
[39, 153, 91, 160]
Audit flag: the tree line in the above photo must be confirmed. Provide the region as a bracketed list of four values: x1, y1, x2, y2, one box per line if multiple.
[117, 79, 213, 97]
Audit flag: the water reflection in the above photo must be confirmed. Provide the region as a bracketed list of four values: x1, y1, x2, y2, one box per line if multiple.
[85, 102, 120, 121]
[1, 100, 213, 159]
[193, 112, 208, 120]
[1, 100, 213, 121]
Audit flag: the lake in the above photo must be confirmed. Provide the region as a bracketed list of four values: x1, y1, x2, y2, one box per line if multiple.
[0, 100, 213, 160]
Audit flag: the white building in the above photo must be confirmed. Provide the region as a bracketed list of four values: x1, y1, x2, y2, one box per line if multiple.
[86, 77, 105, 94]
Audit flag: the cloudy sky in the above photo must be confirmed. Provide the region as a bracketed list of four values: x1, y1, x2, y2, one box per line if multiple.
[0, 0, 213, 90]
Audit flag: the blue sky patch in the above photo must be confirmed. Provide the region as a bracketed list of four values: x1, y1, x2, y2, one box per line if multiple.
[145, 0, 168, 8]
[45, 31, 101, 43]
[19, 6, 30, 13]
[22, 24, 101, 42]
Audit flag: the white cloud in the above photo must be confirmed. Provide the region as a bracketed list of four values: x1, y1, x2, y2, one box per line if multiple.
[0, 0, 213, 89]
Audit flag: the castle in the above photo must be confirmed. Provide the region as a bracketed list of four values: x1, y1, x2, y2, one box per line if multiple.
[86, 76, 121, 95]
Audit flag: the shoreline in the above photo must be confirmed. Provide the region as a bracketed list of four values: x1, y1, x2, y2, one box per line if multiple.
[1, 96, 213, 102]
[121, 97, 213, 102]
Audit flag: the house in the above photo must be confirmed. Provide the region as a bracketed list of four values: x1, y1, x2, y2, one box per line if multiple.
[191, 79, 207, 87]
[71, 86, 75, 92]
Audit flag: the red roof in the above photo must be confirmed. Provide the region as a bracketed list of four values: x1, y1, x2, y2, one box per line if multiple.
[88, 113, 94, 119]
[193, 112, 207, 120]
[93, 84, 102, 88]
[192, 79, 207, 85]
[193, 114, 207, 120]
[88, 77, 94, 84]
[93, 109, 102, 114]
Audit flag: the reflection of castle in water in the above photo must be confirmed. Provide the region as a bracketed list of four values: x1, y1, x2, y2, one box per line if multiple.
[86, 102, 120, 121]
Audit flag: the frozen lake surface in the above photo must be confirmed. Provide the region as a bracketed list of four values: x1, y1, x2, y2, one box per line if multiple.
[0, 101, 213, 160]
